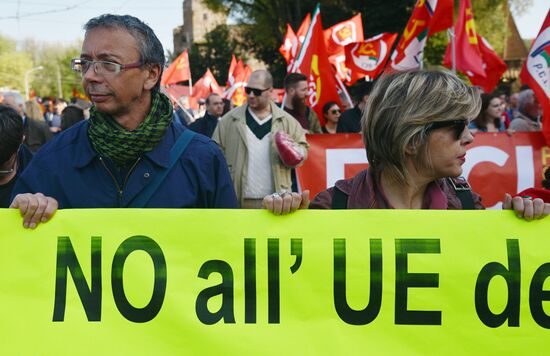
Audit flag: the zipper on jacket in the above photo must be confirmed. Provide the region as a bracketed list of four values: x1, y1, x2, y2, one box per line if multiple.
[99, 156, 141, 206]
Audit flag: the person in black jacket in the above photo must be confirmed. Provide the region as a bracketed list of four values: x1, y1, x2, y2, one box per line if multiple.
[188, 93, 224, 138]
[337, 80, 374, 133]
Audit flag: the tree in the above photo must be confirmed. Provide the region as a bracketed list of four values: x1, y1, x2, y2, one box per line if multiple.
[186, 24, 247, 84]
[0, 35, 33, 92]
[23, 39, 83, 99]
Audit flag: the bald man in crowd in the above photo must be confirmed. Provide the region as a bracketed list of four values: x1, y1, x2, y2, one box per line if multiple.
[213, 69, 309, 208]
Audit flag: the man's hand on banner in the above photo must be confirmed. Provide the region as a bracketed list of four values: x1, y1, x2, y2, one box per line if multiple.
[263, 190, 309, 215]
[10, 193, 58, 229]
[503, 193, 550, 221]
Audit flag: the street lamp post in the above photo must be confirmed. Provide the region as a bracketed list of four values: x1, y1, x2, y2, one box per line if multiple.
[24, 66, 44, 100]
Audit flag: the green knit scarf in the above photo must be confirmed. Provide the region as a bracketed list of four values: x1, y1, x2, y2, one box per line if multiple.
[88, 91, 173, 166]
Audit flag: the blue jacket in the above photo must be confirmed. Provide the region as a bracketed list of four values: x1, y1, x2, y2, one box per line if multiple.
[12, 120, 238, 209]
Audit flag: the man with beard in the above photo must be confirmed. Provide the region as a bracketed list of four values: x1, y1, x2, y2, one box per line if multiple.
[11, 14, 237, 217]
[283, 73, 322, 134]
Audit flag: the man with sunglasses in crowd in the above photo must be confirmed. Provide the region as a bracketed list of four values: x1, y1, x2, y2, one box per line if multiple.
[213, 69, 309, 208]
[10, 14, 238, 228]
[282, 73, 322, 134]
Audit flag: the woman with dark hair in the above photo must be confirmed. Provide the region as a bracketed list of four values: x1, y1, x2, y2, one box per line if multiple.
[321, 101, 341, 134]
[469, 93, 505, 133]
[263, 70, 550, 220]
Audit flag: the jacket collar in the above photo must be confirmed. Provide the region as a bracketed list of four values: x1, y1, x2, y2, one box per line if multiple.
[229, 102, 285, 122]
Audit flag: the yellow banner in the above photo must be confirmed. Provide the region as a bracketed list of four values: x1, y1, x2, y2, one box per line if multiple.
[1, 209, 549, 354]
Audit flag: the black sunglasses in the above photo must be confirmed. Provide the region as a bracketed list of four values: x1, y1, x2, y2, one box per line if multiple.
[244, 87, 271, 96]
[425, 119, 468, 140]
[330, 109, 341, 114]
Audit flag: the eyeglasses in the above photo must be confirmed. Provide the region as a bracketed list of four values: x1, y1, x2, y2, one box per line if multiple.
[329, 109, 341, 114]
[71, 58, 142, 76]
[425, 119, 468, 140]
[244, 87, 271, 96]
[0, 156, 16, 175]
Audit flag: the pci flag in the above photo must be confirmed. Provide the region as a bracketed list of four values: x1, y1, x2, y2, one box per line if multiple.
[345, 33, 398, 85]
[161, 49, 191, 86]
[390, 0, 453, 71]
[520, 10, 550, 146]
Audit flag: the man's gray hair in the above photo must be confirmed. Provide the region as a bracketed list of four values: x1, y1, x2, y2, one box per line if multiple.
[517, 89, 534, 114]
[84, 14, 165, 91]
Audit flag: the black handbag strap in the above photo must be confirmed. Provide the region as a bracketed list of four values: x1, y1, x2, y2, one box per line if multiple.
[331, 186, 349, 209]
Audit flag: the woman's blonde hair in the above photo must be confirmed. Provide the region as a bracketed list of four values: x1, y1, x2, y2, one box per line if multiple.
[362, 70, 481, 186]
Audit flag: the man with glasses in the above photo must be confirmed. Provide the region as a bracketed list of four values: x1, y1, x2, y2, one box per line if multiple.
[0, 106, 36, 208]
[213, 69, 309, 208]
[11, 14, 237, 223]
[282, 73, 322, 134]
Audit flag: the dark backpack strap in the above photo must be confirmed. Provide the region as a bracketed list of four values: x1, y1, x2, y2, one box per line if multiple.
[130, 129, 196, 208]
[448, 177, 475, 210]
[331, 186, 349, 209]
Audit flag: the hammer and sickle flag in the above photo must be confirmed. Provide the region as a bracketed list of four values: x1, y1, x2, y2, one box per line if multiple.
[161, 50, 191, 86]
[345, 33, 398, 85]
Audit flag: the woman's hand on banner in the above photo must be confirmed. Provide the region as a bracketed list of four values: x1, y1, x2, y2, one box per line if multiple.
[503, 193, 550, 221]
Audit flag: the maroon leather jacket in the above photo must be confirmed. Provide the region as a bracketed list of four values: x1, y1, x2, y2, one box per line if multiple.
[310, 168, 484, 210]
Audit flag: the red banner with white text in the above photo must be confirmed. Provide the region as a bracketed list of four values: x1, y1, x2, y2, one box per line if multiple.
[297, 133, 549, 209]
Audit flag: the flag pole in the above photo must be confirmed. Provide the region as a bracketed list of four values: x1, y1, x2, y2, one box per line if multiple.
[449, 28, 456, 73]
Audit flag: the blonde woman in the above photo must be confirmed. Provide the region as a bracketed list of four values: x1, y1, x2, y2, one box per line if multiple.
[264, 70, 550, 220]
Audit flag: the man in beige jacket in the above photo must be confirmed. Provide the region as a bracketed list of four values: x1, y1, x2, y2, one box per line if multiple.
[213, 69, 309, 208]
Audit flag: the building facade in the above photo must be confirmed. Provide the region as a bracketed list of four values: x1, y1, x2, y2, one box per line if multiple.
[173, 0, 227, 55]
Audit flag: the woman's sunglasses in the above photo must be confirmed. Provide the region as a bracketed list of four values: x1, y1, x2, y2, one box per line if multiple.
[425, 119, 468, 140]
[329, 109, 341, 114]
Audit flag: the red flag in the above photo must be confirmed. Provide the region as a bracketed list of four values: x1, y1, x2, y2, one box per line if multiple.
[443, 0, 486, 78]
[279, 24, 297, 64]
[225, 55, 237, 88]
[467, 35, 507, 93]
[161, 49, 191, 86]
[324, 14, 364, 56]
[345, 33, 399, 85]
[296, 13, 311, 44]
[279, 14, 312, 71]
[224, 58, 251, 106]
[192, 69, 222, 100]
[390, 0, 454, 71]
[428, 0, 454, 35]
[520, 11, 550, 145]
[291, 5, 349, 124]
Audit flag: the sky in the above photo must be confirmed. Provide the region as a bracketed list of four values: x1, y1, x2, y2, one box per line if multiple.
[0, 0, 548, 55]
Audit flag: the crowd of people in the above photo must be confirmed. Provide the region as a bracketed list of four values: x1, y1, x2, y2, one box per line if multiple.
[0, 14, 548, 229]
